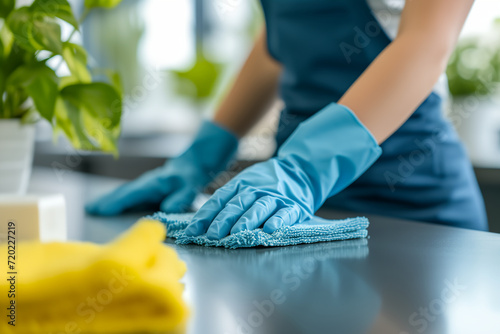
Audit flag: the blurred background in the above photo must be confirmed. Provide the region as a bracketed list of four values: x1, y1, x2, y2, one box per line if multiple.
[32, 0, 500, 231]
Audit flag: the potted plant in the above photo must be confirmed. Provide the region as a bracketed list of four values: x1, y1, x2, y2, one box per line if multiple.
[446, 19, 500, 167]
[0, 0, 123, 194]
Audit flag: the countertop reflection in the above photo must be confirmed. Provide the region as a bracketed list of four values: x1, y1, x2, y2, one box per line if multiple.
[28, 167, 500, 334]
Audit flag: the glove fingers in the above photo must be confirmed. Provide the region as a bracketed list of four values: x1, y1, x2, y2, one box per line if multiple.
[160, 188, 197, 213]
[204, 192, 259, 240]
[230, 196, 280, 235]
[86, 173, 173, 216]
[184, 185, 239, 237]
[263, 206, 300, 234]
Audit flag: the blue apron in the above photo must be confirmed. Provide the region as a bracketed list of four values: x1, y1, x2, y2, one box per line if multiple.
[260, 0, 488, 231]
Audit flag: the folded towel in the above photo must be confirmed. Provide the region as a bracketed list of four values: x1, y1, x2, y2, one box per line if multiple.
[150, 212, 370, 249]
[0, 220, 188, 334]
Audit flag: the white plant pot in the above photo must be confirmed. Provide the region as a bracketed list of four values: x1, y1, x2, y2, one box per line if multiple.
[0, 119, 35, 194]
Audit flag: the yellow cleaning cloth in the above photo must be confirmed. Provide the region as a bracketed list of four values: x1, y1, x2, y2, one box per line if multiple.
[0, 219, 188, 334]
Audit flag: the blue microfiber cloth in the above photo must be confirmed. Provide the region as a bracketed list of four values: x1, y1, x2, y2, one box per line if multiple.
[149, 212, 370, 249]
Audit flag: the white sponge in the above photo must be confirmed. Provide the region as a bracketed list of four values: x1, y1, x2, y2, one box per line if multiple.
[0, 194, 66, 243]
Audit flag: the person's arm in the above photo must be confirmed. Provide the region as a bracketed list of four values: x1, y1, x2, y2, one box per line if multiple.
[213, 29, 282, 138]
[339, 0, 474, 143]
[183, 0, 476, 239]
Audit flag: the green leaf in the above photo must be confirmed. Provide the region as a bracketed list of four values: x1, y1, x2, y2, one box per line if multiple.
[59, 83, 122, 153]
[62, 42, 91, 83]
[60, 83, 121, 126]
[2, 44, 32, 80]
[31, 0, 79, 29]
[59, 75, 80, 89]
[1, 44, 31, 110]
[6, 7, 36, 52]
[171, 52, 223, 101]
[6, 7, 63, 54]
[0, 0, 15, 19]
[31, 13, 63, 54]
[54, 97, 97, 150]
[82, 109, 120, 153]
[0, 23, 14, 56]
[7, 63, 59, 121]
[84, 0, 122, 9]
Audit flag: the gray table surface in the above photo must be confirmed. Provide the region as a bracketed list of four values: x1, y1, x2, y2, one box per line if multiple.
[28, 167, 500, 334]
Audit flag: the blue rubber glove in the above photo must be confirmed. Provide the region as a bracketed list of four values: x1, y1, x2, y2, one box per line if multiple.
[184, 103, 382, 239]
[85, 121, 238, 216]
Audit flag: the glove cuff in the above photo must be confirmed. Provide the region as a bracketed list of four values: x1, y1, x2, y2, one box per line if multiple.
[277, 103, 382, 209]
[184, 120, 239, 178]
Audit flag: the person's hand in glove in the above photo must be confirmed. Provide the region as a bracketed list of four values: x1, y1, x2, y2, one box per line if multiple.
[86, 121, 238, 216]
[184, 103, 382, 240]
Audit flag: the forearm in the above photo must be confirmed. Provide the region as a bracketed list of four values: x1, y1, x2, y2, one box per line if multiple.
[338, 33, 450, 143]
[213, 29, 282, 138]
[339, 0, 473, 144]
